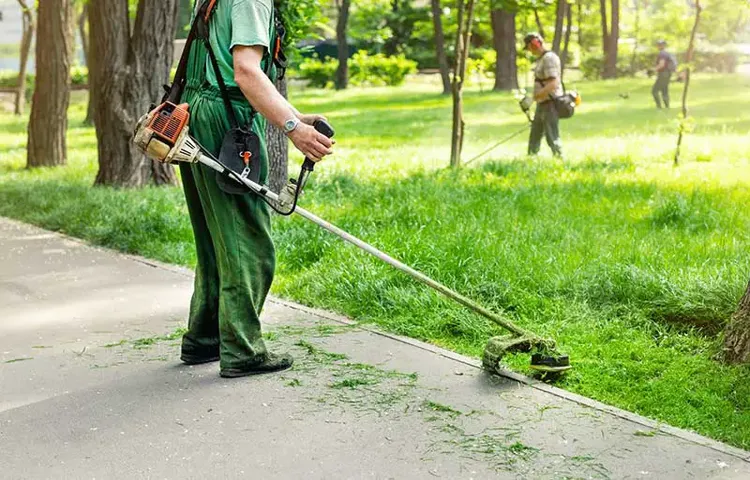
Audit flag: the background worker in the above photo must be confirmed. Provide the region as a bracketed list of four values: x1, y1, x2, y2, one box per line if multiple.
[652, 39, 677, 109]
[179, 0, 333, 378]
[525, 33, 563, 158]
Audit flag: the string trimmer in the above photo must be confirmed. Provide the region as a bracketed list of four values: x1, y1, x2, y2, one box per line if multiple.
[464, 91, 534, 167]
[132, 102, 571, 375]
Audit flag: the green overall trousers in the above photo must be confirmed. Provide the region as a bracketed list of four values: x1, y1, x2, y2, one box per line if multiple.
[179, 26, 275, 371]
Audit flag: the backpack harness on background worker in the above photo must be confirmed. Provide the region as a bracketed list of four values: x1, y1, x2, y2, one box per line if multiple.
[536, 52, 581, 120]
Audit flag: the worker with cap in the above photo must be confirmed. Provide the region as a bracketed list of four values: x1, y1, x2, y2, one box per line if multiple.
[524, 32, 563, 158]
[179, 0, 334, 378]
[653, 39, 677, 109]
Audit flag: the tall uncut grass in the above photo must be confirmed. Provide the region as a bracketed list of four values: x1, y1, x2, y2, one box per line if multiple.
[1, 75, 749, 448]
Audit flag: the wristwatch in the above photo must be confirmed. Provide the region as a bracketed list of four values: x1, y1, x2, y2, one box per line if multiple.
[283, 117, 300, 134]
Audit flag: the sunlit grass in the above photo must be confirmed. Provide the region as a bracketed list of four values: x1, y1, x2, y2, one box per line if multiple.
[1, 75, 749, 448]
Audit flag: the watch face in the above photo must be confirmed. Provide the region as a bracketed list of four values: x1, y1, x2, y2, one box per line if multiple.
[285, 119, 297, 132]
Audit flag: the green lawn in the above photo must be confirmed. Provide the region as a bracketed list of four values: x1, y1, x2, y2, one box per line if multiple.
[1, 74, 750, 448]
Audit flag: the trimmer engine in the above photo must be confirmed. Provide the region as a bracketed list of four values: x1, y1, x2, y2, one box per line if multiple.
[133, 102, 201, 165]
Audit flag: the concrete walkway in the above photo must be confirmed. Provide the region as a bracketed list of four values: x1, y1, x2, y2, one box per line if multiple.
[1, 217, 748, 479]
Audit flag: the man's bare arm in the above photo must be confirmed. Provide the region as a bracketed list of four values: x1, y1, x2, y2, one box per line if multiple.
[232, 45, 333, 161]
[656, 58, 667, 72]
[535, 77, 560, 101]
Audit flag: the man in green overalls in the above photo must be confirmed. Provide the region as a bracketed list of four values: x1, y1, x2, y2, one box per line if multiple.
[179, 0, 334, 378]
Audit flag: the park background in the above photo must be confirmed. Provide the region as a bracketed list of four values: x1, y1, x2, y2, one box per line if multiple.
[1, 0, 750, 450]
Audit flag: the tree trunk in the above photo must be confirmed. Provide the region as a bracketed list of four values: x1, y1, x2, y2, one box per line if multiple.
[15, 0, 34, 116]
[533, 8, 545, 39]
[335, 0, 351, 90]
[674, 0, 702, 166]
[725, 279, 750, 364]
[630, 0, 640, 74]
[267, 76, 289, 195]
[79, 4, 94, 125]
[431, 0, 451, 95]
[90, 0, 179, 187]
[552, 0, 566, 54]
[491, 7, 517, 91]
[610, 0, 619, 75]
[27, 0, 74, 168]
[601, 0, 619, 79]
[562, 1, 573, 72]
[449, 0, 476, 168]
[384, 0, 413, 56]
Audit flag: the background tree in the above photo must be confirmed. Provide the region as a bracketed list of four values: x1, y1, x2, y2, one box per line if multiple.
[267, 0, 326, 194]
[449, 0, 477, 167]
[673, 0, 702, 166]
[629, 0, 640, 73]
[561, 0, 573, 70]
[383, 1, 426, 55]
[533, 6, 546, 37]
[335, 0, 352, 90]
[14, 0, 34, 116]
[600, 0, 619, 78]
[491, 1, 518, 91]
[79, 3, 95, 125]
[725, 279, 750, 365]
[27, 0, 74, 168]
[431, 0, 452, 94]
[552, 0, 566, 53]
[89, 0, 179, 187]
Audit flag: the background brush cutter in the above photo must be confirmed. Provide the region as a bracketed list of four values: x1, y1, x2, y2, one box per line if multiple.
[132, 102, 571, 375]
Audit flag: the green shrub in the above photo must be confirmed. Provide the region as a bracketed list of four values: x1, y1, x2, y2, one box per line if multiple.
[70, 66, 89, 86]
[298, 56, 337, 88]
[298, 51, 417, 88]
[467, 48, 496, 78]
[0, 67, 89, 89]
[349, 51, 417, 87]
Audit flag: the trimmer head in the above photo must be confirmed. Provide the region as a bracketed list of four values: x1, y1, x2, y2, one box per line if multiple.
[482, 334, 571, 377]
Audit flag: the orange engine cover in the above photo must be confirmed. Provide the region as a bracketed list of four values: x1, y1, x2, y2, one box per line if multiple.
[147, 102, 190, 147]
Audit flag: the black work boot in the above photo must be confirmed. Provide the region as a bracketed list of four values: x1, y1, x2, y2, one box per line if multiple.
[220, 353, 294, 378]
[180, 345, 220, 365]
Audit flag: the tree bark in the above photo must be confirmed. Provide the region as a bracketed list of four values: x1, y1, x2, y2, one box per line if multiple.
[90, 0, 179, 187]
[674, 0, 702, 166]
[449, 0, 476, 168]
[491, 7, 517, 91]
[15, 0, 34, 116]
[267, 76, 289, 195]
[335, 0, 351, 90]
[562, 1, 573, 72]
[431, 0, 451, 95]
[79, 4, 95, 125]
[552, 0, 566, 54]
[725, 279, 750, 364]
[601, 0, 619, 79]
[27, 0, 74, 168]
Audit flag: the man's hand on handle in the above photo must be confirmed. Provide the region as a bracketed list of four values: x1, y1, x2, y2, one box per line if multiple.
[288, 121, 334, 163]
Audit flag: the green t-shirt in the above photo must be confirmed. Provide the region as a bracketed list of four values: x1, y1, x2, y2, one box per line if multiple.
[195, 0, 275, 88]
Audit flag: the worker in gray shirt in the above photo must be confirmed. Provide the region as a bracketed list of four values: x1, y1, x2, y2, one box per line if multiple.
[525, 33, 563, 158]
[652, 39, 676, 109]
